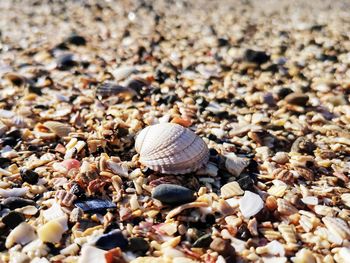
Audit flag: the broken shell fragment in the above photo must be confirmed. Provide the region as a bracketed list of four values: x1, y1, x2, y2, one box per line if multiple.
[239, 191, 264, 218]
[43, 121, 72, 137]
[221, 182, 244, 198]
[135, 123, 209, 174]
[225, 153, 250, 177]
[6, 222, 36, 248]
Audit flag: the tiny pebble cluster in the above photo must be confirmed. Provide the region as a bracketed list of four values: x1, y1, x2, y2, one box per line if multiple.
[1, 0, 350, 262]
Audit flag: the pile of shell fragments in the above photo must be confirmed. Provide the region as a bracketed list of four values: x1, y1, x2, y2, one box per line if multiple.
[1, 0, 350, 262]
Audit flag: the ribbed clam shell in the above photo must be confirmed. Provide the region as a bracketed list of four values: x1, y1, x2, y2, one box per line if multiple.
[43, 121, 72, 137]
[278, 223, 297, 244]
[135, 123, 209, 174]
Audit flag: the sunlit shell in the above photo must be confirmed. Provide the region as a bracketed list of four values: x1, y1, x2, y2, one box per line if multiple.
[278, 223, 297, 244]
[6, 222, 36, 248]
[43, 121, 72, 137]
[135, 123, 209, 174]
[220, 182, 244, 198]
[277, 198, 298, 216]
[322, 217, 350, 241]
[225, 153, 250, 177]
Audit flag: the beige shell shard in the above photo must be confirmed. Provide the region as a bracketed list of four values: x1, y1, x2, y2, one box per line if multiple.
[135, 123, 209, 174]
[43, 121, 72, 137]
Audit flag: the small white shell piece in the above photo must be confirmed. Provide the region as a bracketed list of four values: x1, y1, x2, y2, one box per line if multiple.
[135, 123, 209, 174]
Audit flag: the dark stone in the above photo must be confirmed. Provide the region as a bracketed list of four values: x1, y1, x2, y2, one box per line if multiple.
[56, 54, 77, 70]
[104, 222, 119, 234]
[69, 183, 85, 198]
[1, 137, 17, 147]
[210, 238, 236, 262]
[236, 224, 251, 241]
[2, 211, 25, 229]
[74, 198, 116, 213]
[95, 230, 128, 250]
[0, 158, 11, 169]
[218, 38, 230, 47]
[232, 98, 247, 108]
[193, 233, 213, 248]
[284, 93, 309, 106]
[2, 197, 36, 210]
[20, 168, 39, 184]
[237, 175, 254, 191]
[205, 214, 216, 225]
[128, 237, 149, 254]
[65, 34, 87, 46]
[152, 184, 195, 205]
[244, 49, 270, 64]
[155, 69, 169, 84]
[276, 87, 293, 99]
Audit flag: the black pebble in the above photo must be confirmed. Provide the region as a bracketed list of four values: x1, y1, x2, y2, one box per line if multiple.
[56, 54, 77, 70]
[2, 211, 25, 229]
[20, 168, 39, 184]
[244, 49, 270, 64]
[0, 158, 11, 169]
[128, 237, 149, 254]
[237, 175, 254, 191]
[236, 224, 251, 241]
[1, 197, 35, 210]
[152, 184, 195, 205]
[155, 69, 169, 84]
[65, 34, 87, 46]
[193, 233, 213, 248]
[276, 87, 293, 99]
[95, 230, 128, 250]
[2, 197, 36, 209]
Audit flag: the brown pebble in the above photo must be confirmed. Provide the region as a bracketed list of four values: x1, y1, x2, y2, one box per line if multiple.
[265, 196, 278, 211]
[285, 93, 309, 106]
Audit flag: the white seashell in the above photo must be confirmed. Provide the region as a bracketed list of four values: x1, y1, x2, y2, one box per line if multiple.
[239, 191, 264, 218]
[16, 205, 39, 216]
[225, 153, 250, 177]
[135, 123, 209, 174]
[341, 193, 350, 208]
[43, 121, 72, 137]
[301, 196, 318, 206]
[334, 247, 350, 263]
[0, 187, 27, 197]
[221, 182, 244, 198]
[79, 245, 106, 263]
[6, 222, 36, 248]
[43, 202, 66, 221]
[322, 217, 350, 243]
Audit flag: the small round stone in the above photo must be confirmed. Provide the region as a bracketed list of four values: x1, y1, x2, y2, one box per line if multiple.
[95, 230, 128, 250]
[152, 184, 195, 205]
